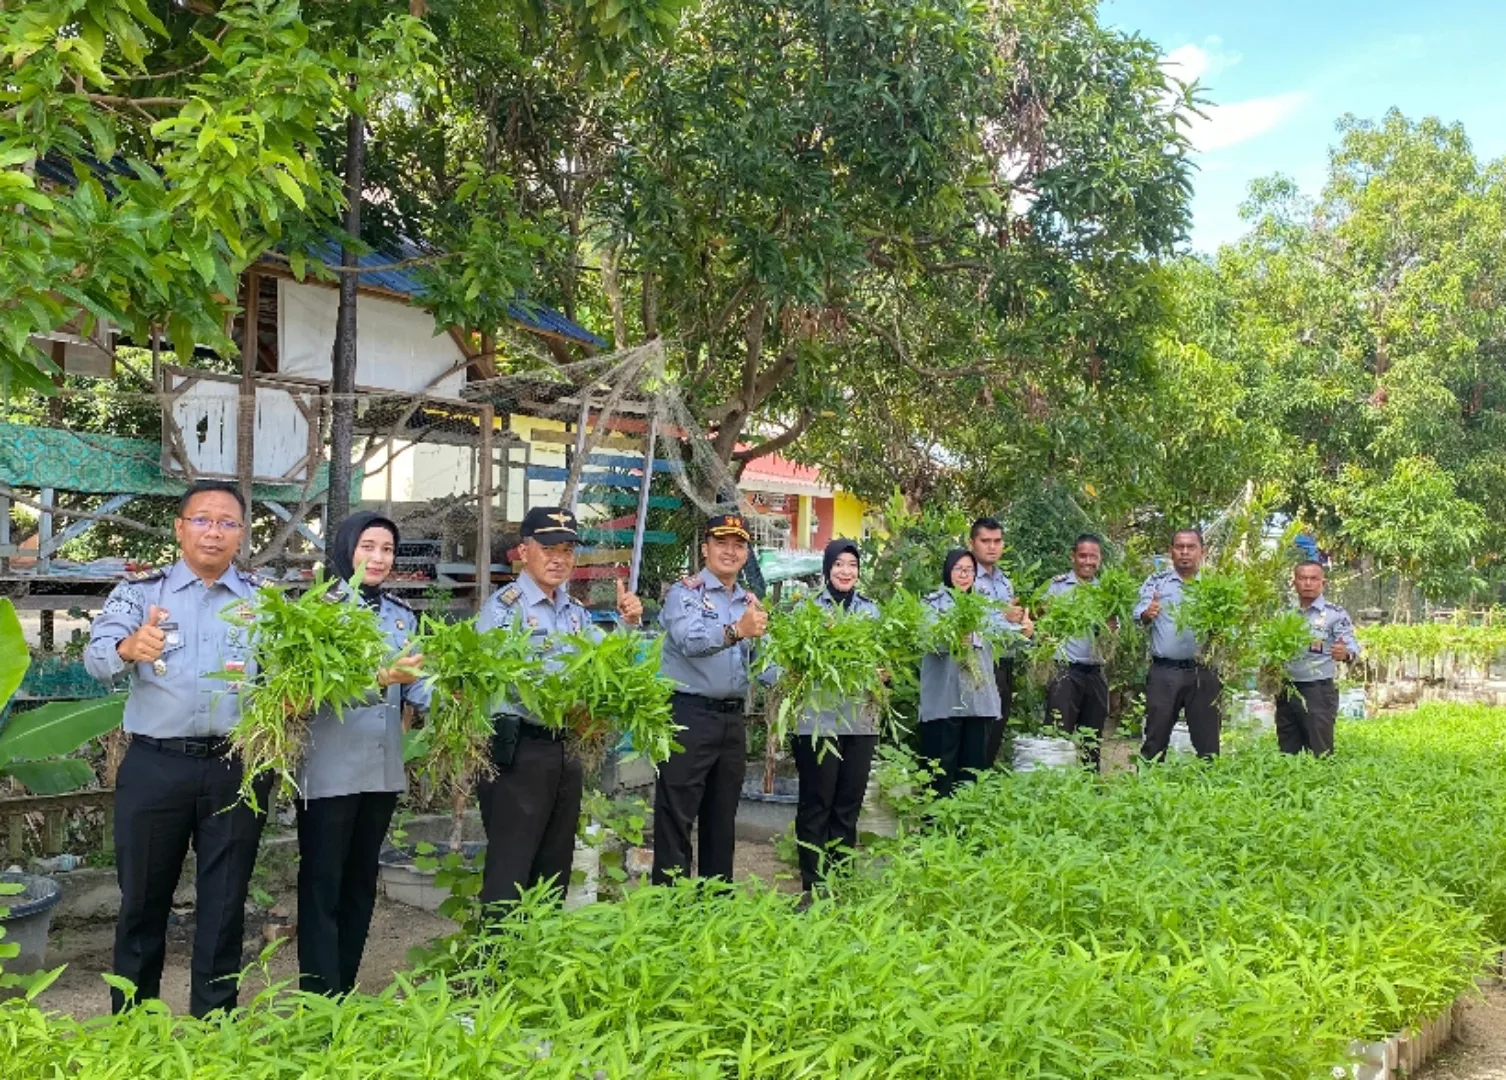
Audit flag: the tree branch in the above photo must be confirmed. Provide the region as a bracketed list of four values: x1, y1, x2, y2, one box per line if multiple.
[731, 409, 815, 464]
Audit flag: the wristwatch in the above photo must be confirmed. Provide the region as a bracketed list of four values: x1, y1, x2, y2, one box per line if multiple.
[724, 624, 740, 646]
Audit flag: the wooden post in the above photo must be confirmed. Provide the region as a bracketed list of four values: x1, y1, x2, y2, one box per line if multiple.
[477, 403, 494, 605]
[567, 393, 592, 514]
[237, 271, 261, 560]
[0, 490, 10, 574]
[628, 412, 659, 596]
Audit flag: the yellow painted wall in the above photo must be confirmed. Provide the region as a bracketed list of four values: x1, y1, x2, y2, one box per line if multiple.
[830, 491, 867, 541]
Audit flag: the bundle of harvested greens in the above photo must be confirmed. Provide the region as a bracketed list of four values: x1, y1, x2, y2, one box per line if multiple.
[1173, 567, 1254, 680]
[1253, 609, 1316, 696]
[925, 587, 1010, 684]
[411, 615, 548, 797]
[1028, 566, 1143, 683]
[223, 571, 390, 807]
[755, 599, 892, 745]
[537, 630, 679, 776]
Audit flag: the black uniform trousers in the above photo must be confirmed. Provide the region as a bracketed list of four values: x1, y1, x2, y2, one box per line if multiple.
[921, 716, 990, 797]
[652, 694, 745, 885]
[1141, 659, 1222, 760]
[792, 734, 878, 891]
[295, 790, 398, 995]
[985, 657, 1015, 768]
[1046, 663, 1110, 768]
[478, 728, 584, 907]
[112, 738, 271, 1017]
[1275, 678, 1338, 757]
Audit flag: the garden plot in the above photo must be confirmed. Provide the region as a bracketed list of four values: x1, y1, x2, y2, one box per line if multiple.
[3, 704, 1505, 1077]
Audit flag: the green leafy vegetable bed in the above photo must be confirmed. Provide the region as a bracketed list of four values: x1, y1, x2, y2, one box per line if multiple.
[5, 705, 1506, 1077]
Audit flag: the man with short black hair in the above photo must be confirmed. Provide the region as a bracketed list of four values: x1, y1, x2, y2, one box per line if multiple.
[85, 480, 270, 1017]
[1134, 528, 1222, 759]
[968, 516, 1031, 766]
[652, 512, 770, 884]
[1277, 561, 1359, 756]
[1044, 534, 1109, 768]
[476, 505, 643, 908]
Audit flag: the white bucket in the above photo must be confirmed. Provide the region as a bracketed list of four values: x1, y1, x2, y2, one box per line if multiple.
[1338, 687, 1367, 720]
[1012, 735, 1080, 772]
[565, 827, 600, 910]
[1168, 722, 1195, 755]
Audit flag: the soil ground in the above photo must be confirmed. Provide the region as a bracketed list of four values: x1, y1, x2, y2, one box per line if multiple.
[1416, 983, 1506, 1080]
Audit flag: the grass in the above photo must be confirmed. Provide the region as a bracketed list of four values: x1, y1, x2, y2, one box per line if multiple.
[3, 703, 1505, 1077]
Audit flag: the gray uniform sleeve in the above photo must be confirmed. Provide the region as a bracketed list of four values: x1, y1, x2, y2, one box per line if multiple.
[1334, 607, 1360, 660]
[661, 584, 731, 658]
[85, 580, 144, 681]
[476, 590, 515, 633]
[1133, 574, 1157, 620]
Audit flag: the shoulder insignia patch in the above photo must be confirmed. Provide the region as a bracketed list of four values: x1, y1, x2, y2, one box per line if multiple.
[386, 592, 415, 612]
[130, 568, 165, 582]
[240, 569, 265, 588]
[680, 575, 704, 589]
[1053, 573, 1071, 583]
[498, 585, 522, 606]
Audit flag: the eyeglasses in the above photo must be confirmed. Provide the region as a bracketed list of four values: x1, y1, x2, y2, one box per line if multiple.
[181, 516, 244, 532]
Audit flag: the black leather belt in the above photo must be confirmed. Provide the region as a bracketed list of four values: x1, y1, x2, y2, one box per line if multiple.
[1291, 677, 1335, 687]
[1151, 657, 1199, 670]
[132, 734, 232, 758]
[672, 692, 744, 713]
[1062, 662, 1105, 672]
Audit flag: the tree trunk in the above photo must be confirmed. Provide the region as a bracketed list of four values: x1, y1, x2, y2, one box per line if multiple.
[326, 98, 364, 533]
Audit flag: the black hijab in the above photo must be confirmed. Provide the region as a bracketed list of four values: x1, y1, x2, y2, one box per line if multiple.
[822, 539, 861, 609]
[941, 548, 975, 592]
[328, 511, 400, 605]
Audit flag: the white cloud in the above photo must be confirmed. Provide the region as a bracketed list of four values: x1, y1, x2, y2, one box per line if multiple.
[1160, 36, 1308, 154]
[1185, 91, 1311, 152]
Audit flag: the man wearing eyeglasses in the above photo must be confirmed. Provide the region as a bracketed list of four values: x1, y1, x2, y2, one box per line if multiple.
[85, 481, 272, 1017]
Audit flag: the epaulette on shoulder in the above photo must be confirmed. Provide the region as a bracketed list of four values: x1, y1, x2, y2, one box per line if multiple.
[497, 584, 522, 606]
[240, 568, 266, 588]
[385, 592, 415, 612]
[1053, 573, 1071, 583]
[129, 567, 166, 583]
[680, 575, 704, 589]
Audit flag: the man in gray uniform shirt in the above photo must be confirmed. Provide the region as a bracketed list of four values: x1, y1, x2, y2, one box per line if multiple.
[1134, 528, 1221, 760]
[652, 512, 769, 885]
[1044, 534, 1110, 769]
[1278, 560, 1360, 756]
[968, 517, 1032, 766]
[85, 481, 272, 1017]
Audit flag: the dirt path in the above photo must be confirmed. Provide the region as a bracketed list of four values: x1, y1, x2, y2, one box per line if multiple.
[1416, 984, 1506, 1079]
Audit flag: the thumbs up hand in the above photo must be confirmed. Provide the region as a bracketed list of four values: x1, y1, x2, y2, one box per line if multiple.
[1142, 589, 1162, 623]
[119, 605, 170, 664]
[736, 595, 769, 640]
[615, 576, 644, 626]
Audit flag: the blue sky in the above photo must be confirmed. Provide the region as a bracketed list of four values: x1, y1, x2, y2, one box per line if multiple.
[1104, 0, 1506, 252]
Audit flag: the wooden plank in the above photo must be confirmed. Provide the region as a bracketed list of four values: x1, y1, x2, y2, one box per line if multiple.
[477, 403, 495, 598]
[263, 501, 326, 551]
[570, 565, 628, 581]
[7, 812, 22, 860]
[43, 809, 65, 853]
[579, 528, 677, 545]
[527, 466, 641, 488]
[585, 454, 683, 474]
[579, 491, 682, 510]
[528, 428, 644, 452]
[573, 548, 631, 566]
[44, 494, 136, 555]
[238, 270, 260, 559]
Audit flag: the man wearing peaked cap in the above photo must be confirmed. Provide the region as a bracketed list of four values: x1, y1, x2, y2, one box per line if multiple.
[475, 505, 643, 909]
[652, 510, 772, 885]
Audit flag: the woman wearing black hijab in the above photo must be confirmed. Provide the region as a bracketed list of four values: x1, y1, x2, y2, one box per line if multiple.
[790, 539, 881, 894]
[919, 549, 1002, 796]
[296, 511, 428, 995]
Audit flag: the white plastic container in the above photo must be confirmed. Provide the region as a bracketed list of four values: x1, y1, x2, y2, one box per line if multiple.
[1012, 735, 1080, 772]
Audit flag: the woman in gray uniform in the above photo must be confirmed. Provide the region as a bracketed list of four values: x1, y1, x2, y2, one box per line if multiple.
[791, 539, 881, 893]
[920, 549, 1001, 796]
[296, 511, 428, 995]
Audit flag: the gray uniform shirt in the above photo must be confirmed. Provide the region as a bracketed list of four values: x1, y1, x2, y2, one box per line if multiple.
[1134, 568, 1199, 661]
[974, 563, 1026, 652]
[795, 589, 881, 737]
[298, 593, 431, 800]
[477, 572, 600, 723]
[919, 589, 1002, 722]
[1045, 572, 1103, 665]
[85, 559, 260, 738]
[658, 568, 760, 700]
[1285, 595, 1360, 683]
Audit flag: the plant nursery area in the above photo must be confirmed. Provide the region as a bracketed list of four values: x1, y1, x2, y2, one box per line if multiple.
[1, 703, 1503, 1077]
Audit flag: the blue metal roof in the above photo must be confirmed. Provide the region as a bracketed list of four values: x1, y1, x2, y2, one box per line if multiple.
[301, 239, 606, 348]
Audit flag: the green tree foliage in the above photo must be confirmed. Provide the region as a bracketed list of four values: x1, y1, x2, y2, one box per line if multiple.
[0, 0, 431, 395]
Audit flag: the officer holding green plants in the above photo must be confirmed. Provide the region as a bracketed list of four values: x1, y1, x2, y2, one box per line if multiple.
[969, 517, 1032, 766]
[475, 506, 644, 908]
[652, 511, 769, 885]
[1278, 561, 1359, 756]
[84, 480, 271, 1018]
[1135, 528, 1222, 759]
[1044, 534, 1110, 768]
